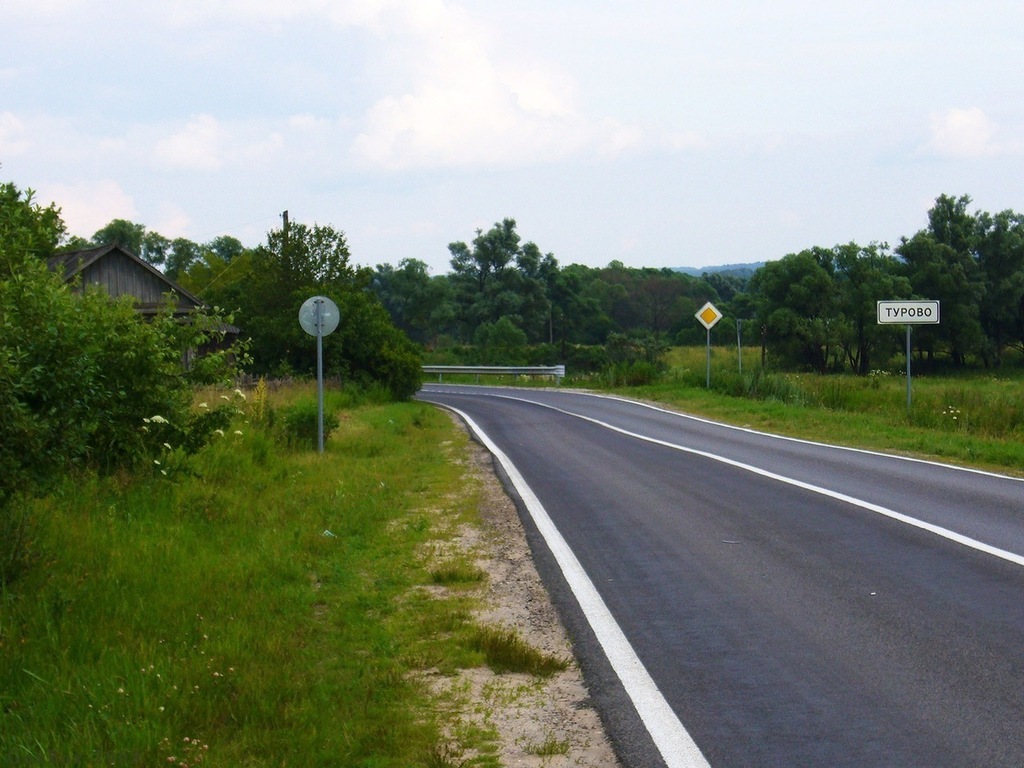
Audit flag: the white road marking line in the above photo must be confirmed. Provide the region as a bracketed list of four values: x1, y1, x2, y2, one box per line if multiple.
[498, 393, 1024, 569]
[440, 403, 712, 768]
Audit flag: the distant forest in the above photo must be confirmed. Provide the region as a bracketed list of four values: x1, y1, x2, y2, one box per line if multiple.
[56, 192, 1024, 376]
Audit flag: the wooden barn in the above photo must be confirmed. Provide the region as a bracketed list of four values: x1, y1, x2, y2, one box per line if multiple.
[48, 243, 205, 316]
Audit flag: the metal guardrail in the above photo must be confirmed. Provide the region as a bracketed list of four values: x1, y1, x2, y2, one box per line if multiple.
[422, 364, 566, 384]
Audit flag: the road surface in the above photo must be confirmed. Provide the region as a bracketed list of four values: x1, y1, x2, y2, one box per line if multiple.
[417, 384, 1024, 768]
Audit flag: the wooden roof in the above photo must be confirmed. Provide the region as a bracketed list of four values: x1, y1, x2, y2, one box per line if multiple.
[49, 243, 206, 316]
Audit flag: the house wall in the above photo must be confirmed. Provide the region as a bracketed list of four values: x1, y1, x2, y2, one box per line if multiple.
[78, 251, 199, 314]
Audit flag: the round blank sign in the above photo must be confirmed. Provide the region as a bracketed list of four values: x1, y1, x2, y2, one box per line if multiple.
[298, 296, 340, 337]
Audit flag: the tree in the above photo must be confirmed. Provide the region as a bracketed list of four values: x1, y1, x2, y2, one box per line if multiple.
[265, 221, 354, 287]
[372, 258, 454, 345]
[748, 249, 838, 371]
[207, 235, 245, 263]
[165, 237, 202, 281]
[830, 242, 911, 374]
[0, 182, 65, 276]
[200, 218, 421, 398]
[473, 316, 528, 364]
[448, 218, 525, 339]
[975, 209, 1024, 363]
[897, 195, 985, 365]
[515, 241, 558, 343]
[549, 264, 611, 345]
[91, 219, 175, 267]
[91, 218, 145, 254]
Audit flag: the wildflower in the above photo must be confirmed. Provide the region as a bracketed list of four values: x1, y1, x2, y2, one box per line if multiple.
[154, 460, 161, 466]
[199, 402, 208, 409]
[234, 388, 247, 401]
[149, 415, 169, 424]
[214, 429, 225, 437]
[233, 430, 243, 436]
[163, 443, 173, 451]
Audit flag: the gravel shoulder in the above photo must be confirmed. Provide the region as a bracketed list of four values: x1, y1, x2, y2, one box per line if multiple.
[428, 415, 623, 767]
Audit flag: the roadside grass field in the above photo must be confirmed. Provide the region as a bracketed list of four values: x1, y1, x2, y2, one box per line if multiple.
[619, 346, 1024, 474]
[420, 347, 1024, 473]
[7, 353, 1021, 766]
[0, 385, 563, 768]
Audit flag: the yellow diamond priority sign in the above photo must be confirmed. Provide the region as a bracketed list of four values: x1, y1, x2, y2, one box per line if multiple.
[695, 301, 723, 330]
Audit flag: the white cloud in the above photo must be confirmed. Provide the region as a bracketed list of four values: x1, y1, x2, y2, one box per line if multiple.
[349, 0, 645, 170]
[153, 203, 193, 239]
[921, 107, 1022, 159]
[39, 179, 137, 237]
[150, 115, 287, 173]
[154, 114, 228, 171]
[0, 112, 31, 156]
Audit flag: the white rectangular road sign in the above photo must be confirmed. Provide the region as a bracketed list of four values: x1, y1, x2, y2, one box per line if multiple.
[877, 300, 940, 325]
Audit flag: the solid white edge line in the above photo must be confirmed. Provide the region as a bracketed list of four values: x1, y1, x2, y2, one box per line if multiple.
[587, 392, 1023, 482]
[421, 384, 1023, 482]
[496, 394, 1024, 569]
[440, 403, 711, 768]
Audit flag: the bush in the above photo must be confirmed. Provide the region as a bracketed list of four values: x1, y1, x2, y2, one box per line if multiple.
[0, 181, 249, 584]
[606, 361, 661, 386]
[278, 400, 341, 449]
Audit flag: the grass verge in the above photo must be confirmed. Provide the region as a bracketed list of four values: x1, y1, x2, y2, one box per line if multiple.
[582, 347, 1024, 475]
[0, 385, 552, 767]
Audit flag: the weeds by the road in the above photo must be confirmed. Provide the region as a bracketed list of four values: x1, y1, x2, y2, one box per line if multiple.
[600, 347, 1024, 474]
[0, 384, 553, 767]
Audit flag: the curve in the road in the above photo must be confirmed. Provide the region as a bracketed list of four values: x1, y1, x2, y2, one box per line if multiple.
[487, 391, 1024, 568]
[442, 402, 712, 768]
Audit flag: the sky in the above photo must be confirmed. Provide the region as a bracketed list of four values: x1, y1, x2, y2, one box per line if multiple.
[2, 1, 1023, 276]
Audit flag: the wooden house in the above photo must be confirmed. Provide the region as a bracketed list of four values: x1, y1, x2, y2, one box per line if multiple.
[48, 243, 205, 316]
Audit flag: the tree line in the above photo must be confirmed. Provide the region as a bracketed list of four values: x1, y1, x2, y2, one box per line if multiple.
[30, 188, 1024, 379]
[56, 213, 422, 398]
[372, 194, 1024, 374]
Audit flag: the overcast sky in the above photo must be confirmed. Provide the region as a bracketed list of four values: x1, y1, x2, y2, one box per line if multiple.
[2, 1, 1022, 275]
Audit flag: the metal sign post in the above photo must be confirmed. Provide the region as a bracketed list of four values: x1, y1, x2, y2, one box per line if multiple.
[877, 300, 940, 414]
[737, 319, 743, 375]
[299, 295, 341, 453]
[695, 302, 723, 388]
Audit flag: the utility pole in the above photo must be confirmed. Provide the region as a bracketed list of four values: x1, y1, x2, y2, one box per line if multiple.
[281, 210, 289, 252]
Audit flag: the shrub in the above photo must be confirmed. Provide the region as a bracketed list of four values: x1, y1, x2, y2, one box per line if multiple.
[278, 399, 341, 449]
[606, 360, 661, 386]
[0, 181, 249, 584]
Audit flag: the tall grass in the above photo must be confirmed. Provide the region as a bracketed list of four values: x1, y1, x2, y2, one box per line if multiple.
[0, 384, 539, 767]
[599, 346, 1024, 473]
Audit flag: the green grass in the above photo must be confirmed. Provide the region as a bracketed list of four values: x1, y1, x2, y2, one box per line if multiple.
[420, 349, 1024, 473]
[585, 346, 1024, 475]
[430, 562, 488, 587]
[467, 627, 568, 677]
[0, 384, 549, 767]
[524, 733, 571, 757]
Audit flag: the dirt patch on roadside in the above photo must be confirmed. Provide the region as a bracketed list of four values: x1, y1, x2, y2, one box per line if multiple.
[427, 416, 623, 767]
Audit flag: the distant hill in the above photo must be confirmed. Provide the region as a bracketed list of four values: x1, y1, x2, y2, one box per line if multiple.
[673, 262, 766, 279]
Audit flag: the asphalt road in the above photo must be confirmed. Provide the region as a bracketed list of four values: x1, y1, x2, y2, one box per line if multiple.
[417, 384, 1024, 768]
